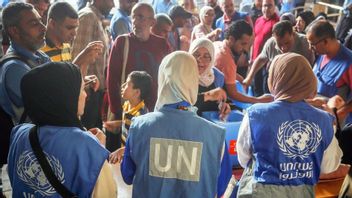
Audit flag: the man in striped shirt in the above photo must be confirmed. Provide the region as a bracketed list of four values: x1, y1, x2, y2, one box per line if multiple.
[41, 1, 103, 76]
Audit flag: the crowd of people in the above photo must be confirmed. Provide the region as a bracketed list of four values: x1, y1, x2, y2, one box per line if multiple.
[0, 0, 352, 197]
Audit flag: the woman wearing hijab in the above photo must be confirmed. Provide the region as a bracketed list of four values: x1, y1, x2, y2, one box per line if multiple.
[120, 51, 232, 197]
[236, 53, 342, 198]
[7, 62, 116, 197]
[190, 6, 222, 42]
[189, 38, 230, 118]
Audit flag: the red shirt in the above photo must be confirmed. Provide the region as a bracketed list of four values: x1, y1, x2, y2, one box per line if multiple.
[252, 14, 279, 60]
[107, 33, 171, 118]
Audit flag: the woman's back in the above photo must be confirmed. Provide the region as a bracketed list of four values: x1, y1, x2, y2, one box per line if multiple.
[8, 124, 109, 197]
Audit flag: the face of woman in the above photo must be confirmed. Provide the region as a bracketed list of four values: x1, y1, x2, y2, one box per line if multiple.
[192, 47, 212, 75]
[203, 10, 215, 25]
[295, 16, 306, 33]
[77, 79, 87, 117]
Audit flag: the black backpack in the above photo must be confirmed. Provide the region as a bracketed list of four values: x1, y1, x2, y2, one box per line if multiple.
[0, 52, 32, 165]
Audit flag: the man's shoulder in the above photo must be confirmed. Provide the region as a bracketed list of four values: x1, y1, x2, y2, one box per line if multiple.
[295, 33, 309, 44]
[214, 41, 228, 56]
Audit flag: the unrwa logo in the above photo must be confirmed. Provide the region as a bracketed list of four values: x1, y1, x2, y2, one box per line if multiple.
[16, 150, 65, 196]
[277, 120, 322, 159]
[149, 138, 203, 182]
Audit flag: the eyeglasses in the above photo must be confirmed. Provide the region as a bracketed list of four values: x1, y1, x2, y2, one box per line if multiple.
[193, 53, 212, 63]
[309, 37, 327, 48]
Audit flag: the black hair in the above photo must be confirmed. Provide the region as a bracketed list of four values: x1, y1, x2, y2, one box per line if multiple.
[307, 20, 336, 39]
[47, 1, 78, 23]
[224, 20, 253, 40]
[272, 20, 293, 37]
[128, 71, 152, 100]
[298, 11, 315, 27]
[2, 2, 34, 35]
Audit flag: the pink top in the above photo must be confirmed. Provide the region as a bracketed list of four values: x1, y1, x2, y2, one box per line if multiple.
[252, 14, 279, 60]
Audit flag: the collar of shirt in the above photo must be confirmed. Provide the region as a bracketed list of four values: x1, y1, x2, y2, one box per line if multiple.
[45, 37, 63, 49]
[10, 42, 50, 64]
[123, 100, 145, 115]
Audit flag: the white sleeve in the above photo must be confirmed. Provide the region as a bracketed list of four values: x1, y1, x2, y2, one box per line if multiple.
[236, 113, 253, 168]
[320, 128, 343, 174]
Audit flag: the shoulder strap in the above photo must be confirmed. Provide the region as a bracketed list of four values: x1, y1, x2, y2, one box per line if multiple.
[0, 51, 39, 69]
[29, 126, 77, 198]
[121, 35, 129, 85]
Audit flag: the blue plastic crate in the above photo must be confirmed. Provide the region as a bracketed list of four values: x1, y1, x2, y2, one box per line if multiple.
[201, 110, 243, 167]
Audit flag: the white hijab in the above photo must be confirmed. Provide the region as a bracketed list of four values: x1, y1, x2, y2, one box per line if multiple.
[199, 6, 214, 24]
[189, 38, 215, 87]
[154, 51, 199, 111]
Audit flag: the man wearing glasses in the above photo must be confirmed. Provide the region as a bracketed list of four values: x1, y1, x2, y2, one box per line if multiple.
[306, 20, 352, 123]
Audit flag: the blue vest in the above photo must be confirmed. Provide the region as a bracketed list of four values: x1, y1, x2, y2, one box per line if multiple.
[313, 45, 352, 97]
[213, 67, 225, 88]
[216, 11, 249, 40]
[247, 101, 334, 186]
[7, 124, 109, 198]
[127, 106, 226, 197]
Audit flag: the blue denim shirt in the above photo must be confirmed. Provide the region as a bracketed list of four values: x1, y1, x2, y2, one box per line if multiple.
[110, 9, 131, 40]
[152, 0, 177, 14]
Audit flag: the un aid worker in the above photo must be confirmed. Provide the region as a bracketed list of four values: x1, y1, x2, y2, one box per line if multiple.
[236, 53, 342, 198]
[120, 51, 232, 197]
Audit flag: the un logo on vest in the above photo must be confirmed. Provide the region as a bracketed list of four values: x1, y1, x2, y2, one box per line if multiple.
[16, 150, 65, 196]
[277, 120, 322, 159]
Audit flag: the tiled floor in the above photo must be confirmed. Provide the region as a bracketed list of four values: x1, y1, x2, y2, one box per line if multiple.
[1, 163, 132, 198]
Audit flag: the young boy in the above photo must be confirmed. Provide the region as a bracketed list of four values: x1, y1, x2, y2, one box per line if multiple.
[105, 71, 152, 163]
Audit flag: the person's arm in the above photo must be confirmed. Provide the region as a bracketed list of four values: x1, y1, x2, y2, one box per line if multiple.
[91, 161, 117, 198]
[5, 62, 31, 107]
[205, 28, 222, 41]
[120, 133, 136, 185]
[226, 83, 273, 103]
[237, 113, 253, 168]
[107, 37, 125, 117]
[72, 41, 104, 76]
[335, 64, 352, 120]
[320, 131, 343, 174]
[244, 15, 253, 28]
[242, 55, 268, 89]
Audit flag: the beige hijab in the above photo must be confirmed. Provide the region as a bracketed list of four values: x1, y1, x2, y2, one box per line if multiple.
[199, 6, 214, 24]
[268, 53, 317, 102]
[189, 38, 215, 87]
[155, 51, 199, 110]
